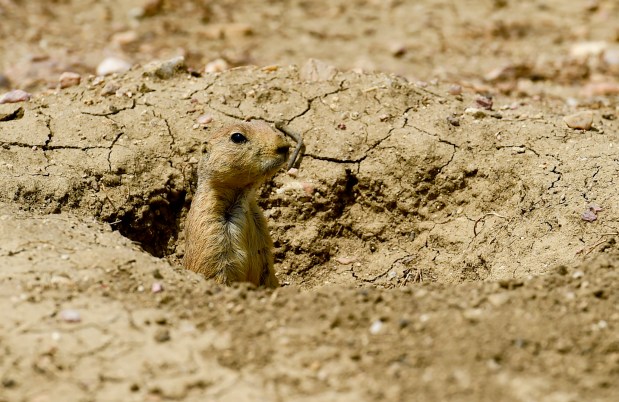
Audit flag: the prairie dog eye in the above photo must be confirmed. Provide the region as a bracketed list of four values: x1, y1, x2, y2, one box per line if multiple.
[230, 132, 248, 144]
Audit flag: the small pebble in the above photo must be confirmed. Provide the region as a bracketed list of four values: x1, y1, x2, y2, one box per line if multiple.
[154, 328, 171, 343]
[582, 82, 619, 97]
[262, 65, 279, 72]
[59, 309, 81, 323]
[127, 7, 144, 19]
[388, 42, 407, 57]
[275, 181, 314, 195]
[151, 282, 163, 293]
[369, 319, 383, 334]
[464, 107, 488, 119]
[0, 89, 31, 104]
[447, 85, 462, 95]
[487, 293, 510, 307]
[603, 47, 619, 66]
[300, 58, 337, 82]
[96, 57, 132, 76]
[336, 256, 357, 265]
[301, 182, 315, 195]
[59, 72, 81, 89]
[196, 114, 213, 125]
[287, 167, 299, 177]
[204, 58, 229, 73]
[101, 81, 120, 96]
[581, 210, 597, 222]
[485, 63, 531, 82]
[111, 30, 139, 46]
[462, 308, 484, 322]
[564, 111, 593, 130]
[572, 271, 584, 279]
[143, 56, 185, 79]
[475, 95, 493, 110]
[91, 76, 105, 86]
[570, 41, 608, 59]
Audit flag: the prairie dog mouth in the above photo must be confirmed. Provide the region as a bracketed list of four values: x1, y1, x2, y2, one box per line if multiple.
[261, 154, 288, 174]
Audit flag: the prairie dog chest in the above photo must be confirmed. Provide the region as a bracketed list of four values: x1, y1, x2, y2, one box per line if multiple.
[224, 197, 267, 255]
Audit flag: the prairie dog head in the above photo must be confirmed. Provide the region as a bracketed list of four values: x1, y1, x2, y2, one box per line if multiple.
[198, 121, 290, 189]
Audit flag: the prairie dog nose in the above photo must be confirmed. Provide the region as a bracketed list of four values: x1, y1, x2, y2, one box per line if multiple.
[276, 144, 290, 156]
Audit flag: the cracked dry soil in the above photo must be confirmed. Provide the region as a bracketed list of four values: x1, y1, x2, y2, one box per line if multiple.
[1, 0, 619, 398]
[1, 64, 618, 402]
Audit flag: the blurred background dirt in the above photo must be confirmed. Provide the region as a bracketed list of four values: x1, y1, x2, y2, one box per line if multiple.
[1, 1, 618, 401]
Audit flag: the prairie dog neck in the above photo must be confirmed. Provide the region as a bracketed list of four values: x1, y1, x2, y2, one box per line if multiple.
[195, 184, 255, 224]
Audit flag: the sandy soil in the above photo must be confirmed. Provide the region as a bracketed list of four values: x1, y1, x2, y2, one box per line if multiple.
[1, 1, 619, 401]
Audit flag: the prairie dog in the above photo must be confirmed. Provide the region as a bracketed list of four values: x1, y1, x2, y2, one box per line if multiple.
[183, 121, 290, 287]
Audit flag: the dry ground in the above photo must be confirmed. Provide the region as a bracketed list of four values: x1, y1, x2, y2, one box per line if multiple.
[1, 1, 618, 401]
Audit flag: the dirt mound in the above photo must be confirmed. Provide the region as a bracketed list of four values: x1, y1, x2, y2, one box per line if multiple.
[2, 64, 617, 288]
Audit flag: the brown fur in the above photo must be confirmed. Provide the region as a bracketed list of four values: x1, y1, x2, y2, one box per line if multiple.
[183, 121, 290, 287]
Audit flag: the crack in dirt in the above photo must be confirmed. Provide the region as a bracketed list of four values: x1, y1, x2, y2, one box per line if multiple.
[206, 80, 346, 126]
[105, 131, 125, 172]
[101, 115, 126, 172]
[305, 129, 392, 168]
[437, 146, 457, 173]
[548, 166, 562, 190]
[180, 81, 216, 102]
[80, 99, 137, 116]
[157, 113, 176, 148]
[0, 140, 42, 149]
[305, 153, 366, 164]
[3, 110, 126, 177]
[406, 121, 459, 158]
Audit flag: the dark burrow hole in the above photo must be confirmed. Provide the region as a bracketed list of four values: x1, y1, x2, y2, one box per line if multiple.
[108, 189, 189, 258]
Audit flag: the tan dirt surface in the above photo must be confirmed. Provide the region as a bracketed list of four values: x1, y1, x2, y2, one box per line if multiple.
[1, 1, 619, 401]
